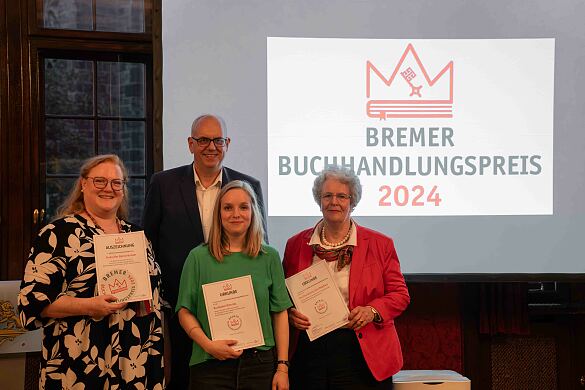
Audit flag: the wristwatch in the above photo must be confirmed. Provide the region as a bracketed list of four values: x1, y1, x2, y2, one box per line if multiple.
[369, 306, 382, 323]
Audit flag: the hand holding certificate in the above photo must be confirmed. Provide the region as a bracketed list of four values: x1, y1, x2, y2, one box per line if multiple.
[202, 275, 264, 350]
[285, 260, 349, 341]
[94, 231, 152, 303]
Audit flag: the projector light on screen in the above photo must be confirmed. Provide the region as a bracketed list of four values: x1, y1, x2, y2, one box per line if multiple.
[267, 38, 554, 217]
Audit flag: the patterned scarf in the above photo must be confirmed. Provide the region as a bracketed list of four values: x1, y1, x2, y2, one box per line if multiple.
[312, 244, 354, 271]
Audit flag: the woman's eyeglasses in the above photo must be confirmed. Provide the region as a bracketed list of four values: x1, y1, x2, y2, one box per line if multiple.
[86, 176, 126, 191]
[321, 193, 351, 202]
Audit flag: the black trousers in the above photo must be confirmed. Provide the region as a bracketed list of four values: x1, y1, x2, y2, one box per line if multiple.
[189, 348, 276, 390]
[290, 329, 393, 390]
[166, 308, 192, 390]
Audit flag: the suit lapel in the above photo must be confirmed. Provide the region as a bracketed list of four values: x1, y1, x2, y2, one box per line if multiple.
[221, 167, 231, 187]
[179, 164, 203, 236]
[349, 225, 369, 308]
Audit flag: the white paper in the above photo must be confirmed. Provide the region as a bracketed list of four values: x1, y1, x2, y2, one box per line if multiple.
[94, 231, 152, 303]
[285, 261, 350, 341]
[202, 275, 264, 350]
[268, 38, 554, 216]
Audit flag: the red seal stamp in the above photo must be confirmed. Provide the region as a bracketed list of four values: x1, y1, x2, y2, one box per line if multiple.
[227, 315, 242, 330]
[100, 269, 137, 302]
[314, 299, 328, 314]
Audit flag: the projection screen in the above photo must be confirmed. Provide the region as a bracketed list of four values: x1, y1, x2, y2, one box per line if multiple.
[162, 0, 585, 279]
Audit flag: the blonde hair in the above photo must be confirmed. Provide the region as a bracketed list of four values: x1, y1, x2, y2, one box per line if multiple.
[56, 154, 129, 220]
[208, 180, 264, 261]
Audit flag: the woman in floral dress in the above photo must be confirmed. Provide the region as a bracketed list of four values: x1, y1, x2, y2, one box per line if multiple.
[18, 154, 164, 389]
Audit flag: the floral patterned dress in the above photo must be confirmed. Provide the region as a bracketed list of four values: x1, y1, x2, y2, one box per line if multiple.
[18, 214, 164, 390]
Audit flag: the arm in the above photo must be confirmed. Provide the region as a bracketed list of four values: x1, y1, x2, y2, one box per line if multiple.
[272, 310, 289, 390]
[18, 222, 123, 329]
[177, 307, 242, 360]
[348, 238, 410, 329]
[175, 252, 242, 360]
[368, 240, 410, 321]
[41, 295, 126, 319]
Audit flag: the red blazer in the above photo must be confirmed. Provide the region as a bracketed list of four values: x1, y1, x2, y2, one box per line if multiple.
[282, 224, 410, 381]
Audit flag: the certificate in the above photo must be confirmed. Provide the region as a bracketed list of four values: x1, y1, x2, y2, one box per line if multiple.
[201, 275, 264, 350]
[285, 260, 349, 341]
[94, 231, 152, 303]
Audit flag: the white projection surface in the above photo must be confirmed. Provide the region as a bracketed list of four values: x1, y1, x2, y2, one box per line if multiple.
[163, 0, 585, 278]
[268, 38, 554, 217]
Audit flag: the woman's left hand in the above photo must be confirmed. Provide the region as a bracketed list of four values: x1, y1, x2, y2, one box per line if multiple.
[347, 306, 375, 330]
[272, 370, 289, 390]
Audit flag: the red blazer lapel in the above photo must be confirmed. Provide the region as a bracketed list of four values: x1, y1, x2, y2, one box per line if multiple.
[297, 230, 314, 274]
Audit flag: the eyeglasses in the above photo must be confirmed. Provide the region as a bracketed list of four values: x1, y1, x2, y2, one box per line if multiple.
[189, 136, 228, 147]
[321, 193, 352, 202]
[85, 176, 126, 191]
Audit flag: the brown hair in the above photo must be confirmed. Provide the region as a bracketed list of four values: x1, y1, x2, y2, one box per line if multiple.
[56, 154, 129, 220]
[208, 180, 264, 261]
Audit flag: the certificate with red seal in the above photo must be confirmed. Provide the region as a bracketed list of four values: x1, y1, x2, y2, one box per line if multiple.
[94, 231, 152, 303]
[202, 275, 264, 350]
[285, 260, 349, 341]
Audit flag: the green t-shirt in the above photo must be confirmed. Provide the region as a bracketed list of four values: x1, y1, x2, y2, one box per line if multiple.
[175, 244, 292, 366]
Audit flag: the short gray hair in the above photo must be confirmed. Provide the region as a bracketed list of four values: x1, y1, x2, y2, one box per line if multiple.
[312, 166, 362, 210]
[190, 114, 228, 136]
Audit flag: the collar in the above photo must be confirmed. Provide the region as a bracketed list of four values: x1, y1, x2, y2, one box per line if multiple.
[193, 165, 223, 189]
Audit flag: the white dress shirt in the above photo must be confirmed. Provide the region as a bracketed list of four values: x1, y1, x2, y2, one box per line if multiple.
[193, 167, 222, 242]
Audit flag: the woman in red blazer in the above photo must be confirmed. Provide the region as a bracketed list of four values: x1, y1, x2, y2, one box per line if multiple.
[283, 166, 410, 389]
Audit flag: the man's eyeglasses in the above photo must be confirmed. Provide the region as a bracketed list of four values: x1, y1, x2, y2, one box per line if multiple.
[85, 177, 126, 191]
[190, 136, 228, 148]
[321, 193, 352, 202]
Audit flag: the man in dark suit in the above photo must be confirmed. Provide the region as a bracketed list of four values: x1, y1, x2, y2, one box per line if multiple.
[142, 114, 266, 389]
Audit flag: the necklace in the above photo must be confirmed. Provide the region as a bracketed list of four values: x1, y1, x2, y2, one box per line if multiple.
[85, 210, 122, 233]
[321, 221, 352, 248]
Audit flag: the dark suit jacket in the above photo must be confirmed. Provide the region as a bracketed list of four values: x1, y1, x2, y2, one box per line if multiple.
[142, 164, 266, 308]
[282, 224, 410, 381]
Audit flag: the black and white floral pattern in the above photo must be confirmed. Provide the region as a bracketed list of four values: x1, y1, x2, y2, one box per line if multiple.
[18, 214, 164, 390]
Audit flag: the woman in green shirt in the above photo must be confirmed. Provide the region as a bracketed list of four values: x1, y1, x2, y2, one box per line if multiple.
[176, 180, 292, 390]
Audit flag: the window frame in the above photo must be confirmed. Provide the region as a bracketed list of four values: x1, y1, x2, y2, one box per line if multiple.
[34, 46, 154, 223]
[0, 0, 161, 282]
[31, 0, 153, 42]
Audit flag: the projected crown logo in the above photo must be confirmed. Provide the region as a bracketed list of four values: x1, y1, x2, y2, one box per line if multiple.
[366, 44, 454, 119]
[108, 278, 128, 294]
[114, 237, 124, 244]
[223, 283, 232, 291]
